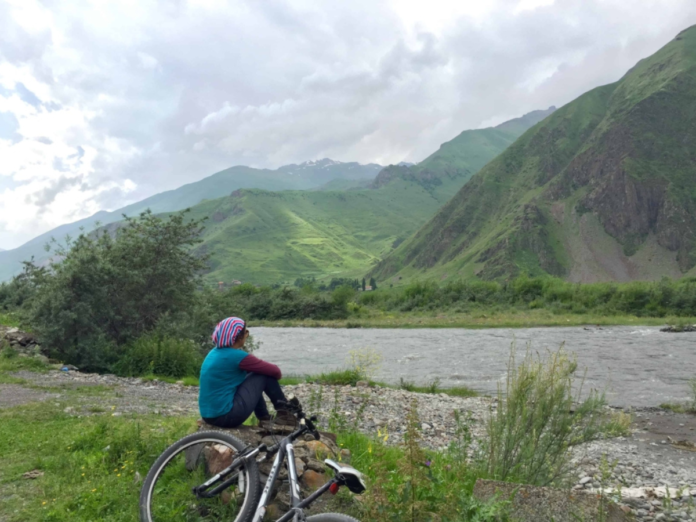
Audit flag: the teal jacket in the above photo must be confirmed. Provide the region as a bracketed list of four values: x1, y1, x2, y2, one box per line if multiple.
[198, 347, 249, 418]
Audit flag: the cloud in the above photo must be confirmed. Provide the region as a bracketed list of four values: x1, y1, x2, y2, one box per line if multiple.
[0, 0, 696, 249]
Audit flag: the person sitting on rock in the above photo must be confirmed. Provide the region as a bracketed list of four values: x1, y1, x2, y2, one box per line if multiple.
[198, 316, 293, 428]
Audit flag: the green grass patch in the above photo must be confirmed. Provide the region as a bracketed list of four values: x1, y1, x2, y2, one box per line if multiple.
[0, 312, 21, 327]
[138, 374, 199, 386]
[0, 402, 196, 522]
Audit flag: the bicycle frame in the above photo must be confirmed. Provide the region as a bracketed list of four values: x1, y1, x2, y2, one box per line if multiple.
[252, 428, 338, 522]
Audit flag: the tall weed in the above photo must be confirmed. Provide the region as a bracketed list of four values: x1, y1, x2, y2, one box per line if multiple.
[482, 344, 607, 486]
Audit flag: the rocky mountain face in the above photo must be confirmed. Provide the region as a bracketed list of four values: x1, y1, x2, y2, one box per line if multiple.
[373, 26, 696, 283]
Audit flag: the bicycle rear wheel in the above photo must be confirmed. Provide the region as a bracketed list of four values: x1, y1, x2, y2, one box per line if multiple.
[140, 431, 260, 522]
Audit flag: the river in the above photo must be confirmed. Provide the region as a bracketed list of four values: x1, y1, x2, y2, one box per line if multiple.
[252, 326, 695, 408]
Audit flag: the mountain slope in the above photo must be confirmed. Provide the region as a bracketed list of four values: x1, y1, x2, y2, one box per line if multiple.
[0, 159, 381, 281]
[184, 110, 557, 284]
[372, 26, 696, 283]
[179, 180, 447, 284]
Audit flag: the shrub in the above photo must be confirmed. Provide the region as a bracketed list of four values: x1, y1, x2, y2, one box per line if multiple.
[114, 335, 202, 379]
[24, 211, 207, 371]
[482, 344, 607, 486]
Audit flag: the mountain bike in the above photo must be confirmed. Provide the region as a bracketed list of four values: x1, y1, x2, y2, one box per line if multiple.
[139, 394, 366, 522]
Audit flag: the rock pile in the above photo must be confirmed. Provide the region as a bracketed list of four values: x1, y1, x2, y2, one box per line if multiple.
[0, 326, 46, 360]
[193, 420, 350, 516]
[660, 325, 696, 333]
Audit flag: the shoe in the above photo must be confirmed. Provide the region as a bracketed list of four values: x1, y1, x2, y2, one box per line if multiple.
[273, 409, 297, 427]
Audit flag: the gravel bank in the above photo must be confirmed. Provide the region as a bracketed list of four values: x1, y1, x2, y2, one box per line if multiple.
[10, 369, 696, 521]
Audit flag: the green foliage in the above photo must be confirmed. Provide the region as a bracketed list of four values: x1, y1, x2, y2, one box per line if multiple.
[15, 211, 207, 372]
[482, 345, 608, 486]
[113, 334, 202, 379]
[311, 369, 366, 386]
[355, 276, 696, 317]
[351, 403, 508, 522]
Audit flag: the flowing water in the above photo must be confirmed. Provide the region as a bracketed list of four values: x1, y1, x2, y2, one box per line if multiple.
[252, 326, 696, 407]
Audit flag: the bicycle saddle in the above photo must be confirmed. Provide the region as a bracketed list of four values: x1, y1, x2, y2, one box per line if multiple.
[324, 459, 367, 494]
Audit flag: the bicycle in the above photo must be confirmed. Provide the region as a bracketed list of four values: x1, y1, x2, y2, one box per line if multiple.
[139, 394, 366, 522]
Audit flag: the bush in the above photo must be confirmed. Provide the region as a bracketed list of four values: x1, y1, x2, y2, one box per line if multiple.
[482, 344, 607, 486]
[114, 335, 202, 379]
[22, 211, 207, 371]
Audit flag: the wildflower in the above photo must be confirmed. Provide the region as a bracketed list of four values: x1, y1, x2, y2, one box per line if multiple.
[424, 460, 432, 467]
[92, 489, 97, 493]
[42, 501, 46, 505]
[368, 443, 372, 454]
[117, 474, 121, 477]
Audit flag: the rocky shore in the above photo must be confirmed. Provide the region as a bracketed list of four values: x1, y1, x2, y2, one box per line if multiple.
[6, 368, 696, 521]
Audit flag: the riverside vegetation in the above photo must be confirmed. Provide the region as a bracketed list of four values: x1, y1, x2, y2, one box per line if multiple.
[0, 336, 636, 522]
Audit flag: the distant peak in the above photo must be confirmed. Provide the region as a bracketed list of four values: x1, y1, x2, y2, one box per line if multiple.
[298, 158, 343, 168]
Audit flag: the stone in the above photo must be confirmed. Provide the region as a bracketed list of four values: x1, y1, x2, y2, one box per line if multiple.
[356, 381, 369, 388]
[339, 448, 352, 464]
[294, 457, 306, 477]
[298, 440, 334, 460]
[473, 479, 629, 522]
[579, 476, 592, 485]
[204, 443, 234, 475]
[302, 470, 330, 491]
[305, 459, 325, 472]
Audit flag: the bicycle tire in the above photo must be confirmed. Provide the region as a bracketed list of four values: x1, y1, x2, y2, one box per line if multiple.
[305, 514, 361, 522]
[140, 431, 261, 522]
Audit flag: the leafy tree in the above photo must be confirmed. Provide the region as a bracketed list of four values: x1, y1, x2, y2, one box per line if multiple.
[362, 278, 366, 292]
[25, 211, 208, 371]
[369, 277, 378, 290]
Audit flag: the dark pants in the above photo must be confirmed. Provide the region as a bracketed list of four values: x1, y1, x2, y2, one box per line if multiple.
[204, 373, 287, 428]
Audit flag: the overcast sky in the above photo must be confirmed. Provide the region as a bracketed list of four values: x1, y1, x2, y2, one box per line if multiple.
[1, 0, 695, 250]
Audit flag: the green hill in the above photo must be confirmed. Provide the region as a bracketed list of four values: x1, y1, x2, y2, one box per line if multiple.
[372, 26, 696, 284]
[186, 110, 556, 284]
[183, 181, 447, 284]
[0, 159, 381, 282]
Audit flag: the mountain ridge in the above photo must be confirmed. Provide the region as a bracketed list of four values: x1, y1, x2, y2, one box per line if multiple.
[372, 26, 696, 283]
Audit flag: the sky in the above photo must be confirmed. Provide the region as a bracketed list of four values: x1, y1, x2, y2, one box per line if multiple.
[1, 0, 695, 250]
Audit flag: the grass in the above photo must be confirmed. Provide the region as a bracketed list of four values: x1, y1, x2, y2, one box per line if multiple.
[139, 374, 199, 386]
[252, 309, 691, 329]
[280, 371, 479, 397]
[0, 312, 21, 327]
[660, 378, 696, 414]
[0, 402, 196, 522]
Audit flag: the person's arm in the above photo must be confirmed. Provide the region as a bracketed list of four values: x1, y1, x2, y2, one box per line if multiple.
[239, 354, 282, 379]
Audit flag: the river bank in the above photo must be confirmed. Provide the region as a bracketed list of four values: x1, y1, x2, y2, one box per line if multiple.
[3, 367, 695, 520]
[251, 310, 695, 329]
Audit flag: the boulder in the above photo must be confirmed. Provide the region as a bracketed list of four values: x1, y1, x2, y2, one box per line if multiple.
[473, 479, 629, 522]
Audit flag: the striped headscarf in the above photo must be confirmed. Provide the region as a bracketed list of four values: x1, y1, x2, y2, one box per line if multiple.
[212, 317, 246, 348]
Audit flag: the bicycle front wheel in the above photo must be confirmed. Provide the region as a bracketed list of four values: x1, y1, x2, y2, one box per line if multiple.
[140, 431, 260, 522]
